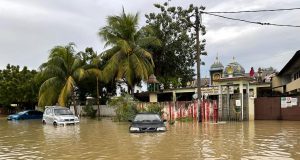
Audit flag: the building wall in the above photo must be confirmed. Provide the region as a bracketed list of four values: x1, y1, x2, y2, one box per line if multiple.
[272, 76, 282, 88]
[286, 78, 300, 92]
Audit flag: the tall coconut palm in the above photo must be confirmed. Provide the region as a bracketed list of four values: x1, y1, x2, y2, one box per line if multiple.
[38, 43, 84, 115]
[84, 54, 111, 117]
[99, 9, 160, 94]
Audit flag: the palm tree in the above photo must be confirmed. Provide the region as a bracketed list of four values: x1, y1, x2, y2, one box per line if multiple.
[84, 53, 111, 118]
[38, 43, 85, 115]
[99, 9, 160, 94]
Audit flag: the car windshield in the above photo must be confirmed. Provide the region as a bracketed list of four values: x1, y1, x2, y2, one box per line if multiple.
[18, 111, 27, 115]
[54, 109, 73, 115]
[133, 114, 162, 122]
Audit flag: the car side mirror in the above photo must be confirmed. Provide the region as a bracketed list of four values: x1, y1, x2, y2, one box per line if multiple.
[128, 120, 132, 122]
[163, 119, 167, 122]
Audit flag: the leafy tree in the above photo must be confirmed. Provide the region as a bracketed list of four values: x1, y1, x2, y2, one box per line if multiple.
[98, 9, 159, 94]
[83, 50, 112, 117]
[38, 43, 85, 115]
[145, 2, 207, 88]
[76, 47, 117, 117]
[0, 64, 38, 110]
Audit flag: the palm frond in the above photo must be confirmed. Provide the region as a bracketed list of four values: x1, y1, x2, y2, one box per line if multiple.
[38, 77, 63, 107]
[58, 76, 75, 106]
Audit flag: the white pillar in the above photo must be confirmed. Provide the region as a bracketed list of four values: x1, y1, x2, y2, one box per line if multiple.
[239, 82, 244, 120]
[149, 93, 158, 102]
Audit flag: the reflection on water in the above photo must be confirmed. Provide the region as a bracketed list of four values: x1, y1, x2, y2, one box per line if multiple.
[1, 116, 300, 159]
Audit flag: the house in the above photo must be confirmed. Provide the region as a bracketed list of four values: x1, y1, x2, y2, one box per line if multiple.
[272, 50, 300, 95]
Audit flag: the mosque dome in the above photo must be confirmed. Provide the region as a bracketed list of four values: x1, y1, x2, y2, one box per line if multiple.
[210, 56, 224, 71]
[223, 57, 245, 77]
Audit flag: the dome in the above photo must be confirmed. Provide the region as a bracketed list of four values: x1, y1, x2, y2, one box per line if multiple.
[224, 57, 245, 77]
[210, 56, 224, 71]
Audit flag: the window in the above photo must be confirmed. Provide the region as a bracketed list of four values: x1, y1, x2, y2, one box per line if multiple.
[293, 71, 300, 81]
[54, 109, 73, 115]
[45, 108, 51, 115]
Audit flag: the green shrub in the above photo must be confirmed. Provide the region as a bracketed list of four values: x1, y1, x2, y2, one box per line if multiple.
[142, 103, 164, 116]
[176, 116, 193, 122]
[109, 94, 138, 122]
[83, 104, 97, 118]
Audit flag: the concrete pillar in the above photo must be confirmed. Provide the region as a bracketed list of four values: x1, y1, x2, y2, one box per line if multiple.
[239, 82, 244, 120]
[149, 93, 157, 102]
[248, 97, 255, 121]
[172, 91, 176, 102]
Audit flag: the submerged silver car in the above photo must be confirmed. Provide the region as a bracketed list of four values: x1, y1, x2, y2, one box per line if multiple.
[42, 106, 79, 126]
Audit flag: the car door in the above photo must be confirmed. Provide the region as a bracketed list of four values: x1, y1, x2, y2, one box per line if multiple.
[44, 108, 53, 123]
[27, 111, 33, 119]
[31, 111, 41, 119]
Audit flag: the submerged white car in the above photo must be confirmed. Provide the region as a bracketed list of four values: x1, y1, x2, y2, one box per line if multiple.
[42, 106, 79, 126]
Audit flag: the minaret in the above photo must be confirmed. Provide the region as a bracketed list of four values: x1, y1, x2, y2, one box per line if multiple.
[210, 54, 224, 85]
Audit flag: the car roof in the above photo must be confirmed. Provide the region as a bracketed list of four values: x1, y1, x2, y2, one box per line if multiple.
[18, 110, 43, 114]
[45, 106, 68, 109]
[136, 112, 160, 115]
[21, 110, 41, 112]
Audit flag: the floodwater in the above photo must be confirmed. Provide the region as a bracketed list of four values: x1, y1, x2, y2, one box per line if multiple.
[1, 117, 300, 160]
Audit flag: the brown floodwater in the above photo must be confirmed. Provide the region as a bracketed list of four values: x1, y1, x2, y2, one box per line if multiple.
[1, 116, 300, 160]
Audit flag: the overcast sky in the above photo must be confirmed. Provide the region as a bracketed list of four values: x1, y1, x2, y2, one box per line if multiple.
[1, 0, 299, 76]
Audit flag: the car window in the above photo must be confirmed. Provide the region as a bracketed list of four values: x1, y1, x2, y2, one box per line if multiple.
[36, 111, 43, 115]
[134, 114, 161, 122]
[32, 111, 42, 115]
[54, 109, 73, 115]
[19, 111, 27, 115]
[45, 108, 51, 115]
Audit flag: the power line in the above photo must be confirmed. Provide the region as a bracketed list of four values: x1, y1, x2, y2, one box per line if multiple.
[202, 12, 300, 28]
[205, 7, 300, 14]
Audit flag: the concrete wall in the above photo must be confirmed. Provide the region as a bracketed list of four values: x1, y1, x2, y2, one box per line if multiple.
[72, 105, 116, 117]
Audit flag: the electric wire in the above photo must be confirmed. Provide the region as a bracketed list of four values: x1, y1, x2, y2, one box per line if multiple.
[202, 12, 300, 28]
[204, 7, 300, 14]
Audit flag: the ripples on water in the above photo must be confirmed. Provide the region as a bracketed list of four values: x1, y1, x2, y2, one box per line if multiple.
[0, 117, 300, 160]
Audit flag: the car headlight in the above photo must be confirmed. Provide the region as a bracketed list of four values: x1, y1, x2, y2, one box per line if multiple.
[157, 127, 166, 131]
[129, 127, 140, 132]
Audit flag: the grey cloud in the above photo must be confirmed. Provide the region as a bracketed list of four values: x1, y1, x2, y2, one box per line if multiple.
[0, 0, 299, 75]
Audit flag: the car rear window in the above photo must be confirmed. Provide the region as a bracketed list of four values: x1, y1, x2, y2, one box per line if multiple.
[134, 114, 161, 122]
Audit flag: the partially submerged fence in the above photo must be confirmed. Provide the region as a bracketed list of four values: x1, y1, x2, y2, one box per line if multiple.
[137, 98, 248, 122]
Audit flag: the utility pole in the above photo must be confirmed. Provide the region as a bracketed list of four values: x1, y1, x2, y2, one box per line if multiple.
[195, 7, 203, 122]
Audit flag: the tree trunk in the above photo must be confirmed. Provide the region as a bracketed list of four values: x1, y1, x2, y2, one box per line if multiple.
[96, 77, 100, 117]
[72, 92, 78, 116]
[128, 85, 134, 96]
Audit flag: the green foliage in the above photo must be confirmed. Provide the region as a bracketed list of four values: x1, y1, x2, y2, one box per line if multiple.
[176, 116, 194, 122]
[99, 9, 159, 94]
[38, 43, 85, 108]
[140, 103, 164, 116]
[83, 104, 97, 118]
[76, 47, 117, 105]
[0, 64, 39, 108]
[145, 2, 207, 89]
[109, 94, 138, 122]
